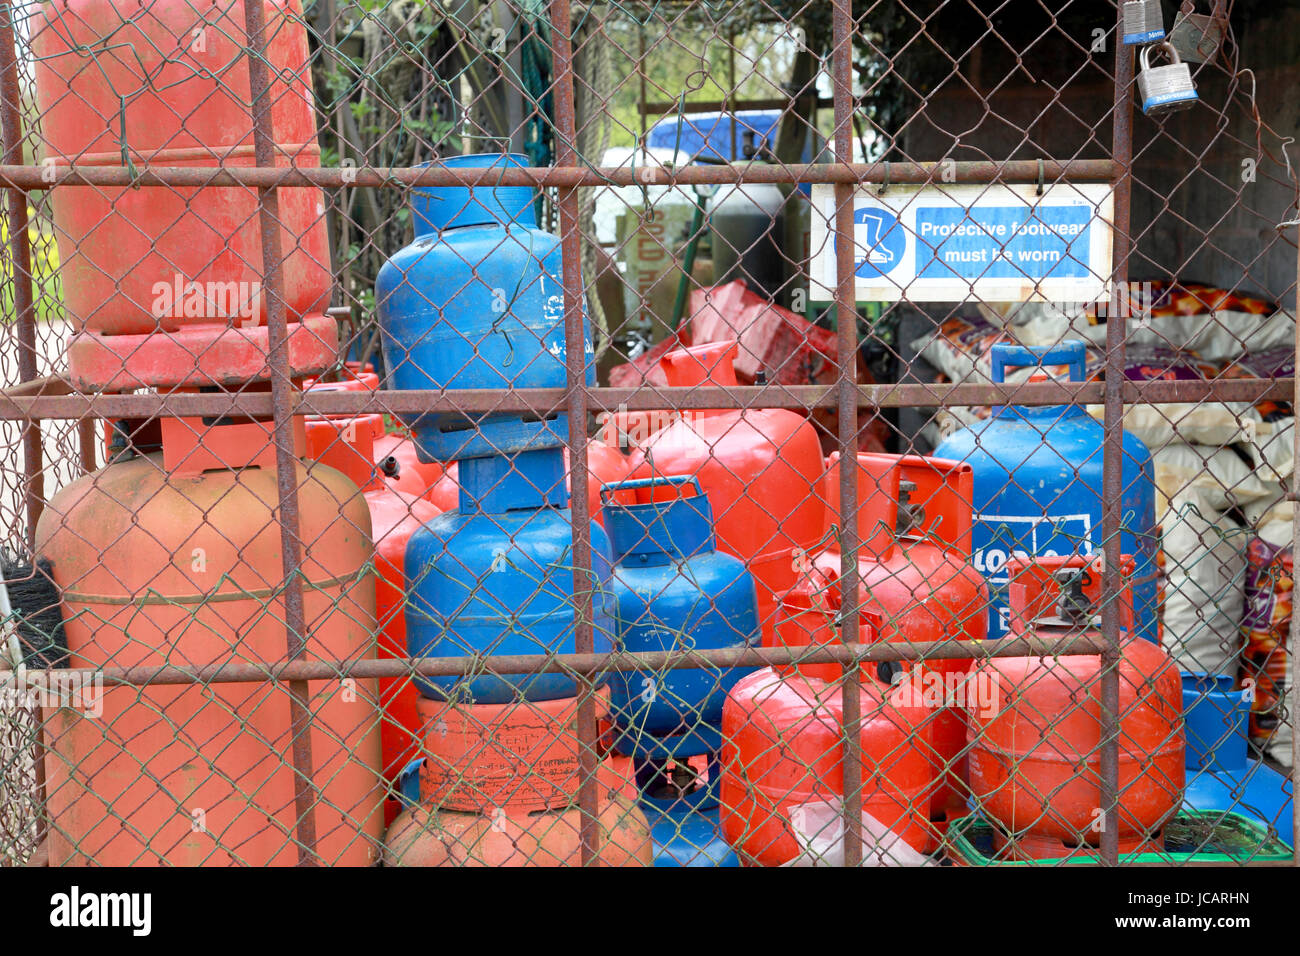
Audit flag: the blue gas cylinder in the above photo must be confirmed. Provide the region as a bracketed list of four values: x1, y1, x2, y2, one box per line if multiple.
[375, 153, 595, 461]
[933, 341, 1158, 641]
[602, 476, 760, 758]
[636, 756, 738, 867]
[1182, 671, 1293, 848]
[405, 446, 614, 702]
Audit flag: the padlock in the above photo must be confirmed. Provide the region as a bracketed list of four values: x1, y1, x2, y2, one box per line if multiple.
[1122, 0, 1165, 44]
[1168, 0, 1225, 63]
[1137, 41, 1198, 115]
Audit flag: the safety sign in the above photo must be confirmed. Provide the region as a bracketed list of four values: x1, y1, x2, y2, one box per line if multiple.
[809, 182, 1114, 303]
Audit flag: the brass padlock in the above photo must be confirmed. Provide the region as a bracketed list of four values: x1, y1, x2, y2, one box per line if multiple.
[1168, 0, 1225, 63]
[1122, 0, 1165, 44]
[1137, 41, 1198, 115]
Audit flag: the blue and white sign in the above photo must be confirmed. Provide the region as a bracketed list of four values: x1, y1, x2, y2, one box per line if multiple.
[810, 182, 1113, 303]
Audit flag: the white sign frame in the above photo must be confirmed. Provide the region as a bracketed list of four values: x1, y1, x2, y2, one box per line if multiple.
[809, 182, 1115, 303]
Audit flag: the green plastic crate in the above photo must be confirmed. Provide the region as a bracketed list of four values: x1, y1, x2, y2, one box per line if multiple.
[947, 810, 1293, 865]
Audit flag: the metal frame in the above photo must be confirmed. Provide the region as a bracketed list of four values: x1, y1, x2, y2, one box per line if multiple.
[0, 0, 1294, 867]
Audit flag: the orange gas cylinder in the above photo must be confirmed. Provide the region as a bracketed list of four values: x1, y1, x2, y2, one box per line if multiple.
[33, 0, 334, 390]
[415, 439, 631, 525]
[384, 761, 653, 866]
[720, 598, 932, 866]
[414, 690, 611, 812]
[36, 416, 383, 865]
[303, 414, 442, 824]
[812, 453, 988, 832]
[967, 554, 1185, 860]
[630, 340, 825, 644]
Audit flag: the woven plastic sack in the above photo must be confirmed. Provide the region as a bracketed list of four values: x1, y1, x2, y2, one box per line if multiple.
[1160, 486, 1248, 678]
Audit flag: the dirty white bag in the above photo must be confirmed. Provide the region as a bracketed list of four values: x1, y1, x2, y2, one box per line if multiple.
[1160, 486, 1248, 677]
[1085, 403, 1259, 451]
[1244, 416, 1296, 483]
[782, 799, 935, 867]
[1153, 442, 1277, 514]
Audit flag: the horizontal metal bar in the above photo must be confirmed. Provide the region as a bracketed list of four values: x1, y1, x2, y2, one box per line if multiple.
[638, 96, 835, 113]
[0, 159, 1120, 191]
[0, 374, 73, 398]
[4, 634, 1106, 688]
[0, 379, 1289, 421]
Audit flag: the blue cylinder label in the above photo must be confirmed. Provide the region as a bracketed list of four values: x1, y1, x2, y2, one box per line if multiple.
[973, 510, 1095, 638]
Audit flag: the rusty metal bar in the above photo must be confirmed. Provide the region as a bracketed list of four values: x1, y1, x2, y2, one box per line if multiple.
[637, 25, 647, 149]
[76, 418, 96, 474]
[1, 377, 1288, 421]
[0, 159, 1121, 190]
[2, 634, 1111, 688]
[0, 3, 42, 551]
[241, 0, 318, 866]
[638, 96, 836, 113]
[1292, 228, 1300, 865]
[548, 0, 600, 868]
[832, 0, 863, 869]
[1098, 5, 1136, 868]
[0, 0, 48, 855]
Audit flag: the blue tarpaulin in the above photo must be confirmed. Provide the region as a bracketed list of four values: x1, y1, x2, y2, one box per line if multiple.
[645, 110, 809, 163]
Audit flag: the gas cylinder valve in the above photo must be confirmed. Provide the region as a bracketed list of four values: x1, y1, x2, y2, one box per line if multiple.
[1054, 568, 1094, 625]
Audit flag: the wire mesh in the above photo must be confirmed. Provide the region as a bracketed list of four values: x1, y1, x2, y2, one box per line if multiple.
[0, 0, 1293, 867]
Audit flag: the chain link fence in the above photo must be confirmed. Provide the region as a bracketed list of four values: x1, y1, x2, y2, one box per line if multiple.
[0, 0, 1294, 866]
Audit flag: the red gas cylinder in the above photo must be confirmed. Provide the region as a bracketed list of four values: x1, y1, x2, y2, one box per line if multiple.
[302, 373, 451, 503]
[630, 340, 825, 644]
[812, 453, 988, 833]
[303, 378, 385, 441]
[303, 414, 441, 825]
[303, 370, 382, 392]
[384, 769, 653, 867]
[720, 597, 932, 866]
[572, 441, 633, 527]
[413, 690, 611, 812]
[967, 554, 1185, 860]
[372, 432, 452, 501]
[33, 0, 334, 390]
[37, 416, 383, 865]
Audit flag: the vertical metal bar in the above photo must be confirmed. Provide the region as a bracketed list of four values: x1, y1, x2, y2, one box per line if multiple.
[548, 0, 600, 867]
[727, 32, 737, 162]
[1099, 2, 1135, 867]
[322, 0, 352, 313]
[831, 0, 863, 868]
[1291, 239, 1300, 866]
[500, 0, 526, 154]
[0, 3, 42, 550]
[241, 0, 318, 865]
[637, 27, 647, 152]
[0, 4, 48, 853]
[77, 419, 97, 474]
